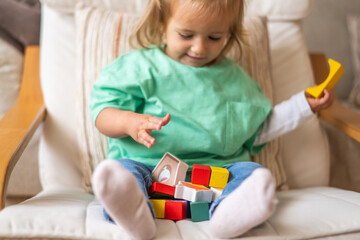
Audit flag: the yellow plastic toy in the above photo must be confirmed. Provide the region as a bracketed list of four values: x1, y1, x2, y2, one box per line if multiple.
[209, 166, 229, 189]
[306, 58, 344, 98]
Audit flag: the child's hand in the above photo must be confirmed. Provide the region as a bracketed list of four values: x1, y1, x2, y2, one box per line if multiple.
[128, 113, 171, 149]
[305, 89, 335, 113]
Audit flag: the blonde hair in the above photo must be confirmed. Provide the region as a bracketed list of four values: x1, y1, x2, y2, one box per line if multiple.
[130, 0, 246, 62]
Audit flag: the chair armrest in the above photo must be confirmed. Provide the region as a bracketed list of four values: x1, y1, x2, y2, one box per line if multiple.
[0, 46, 46, 209]
[310, 53, 360, 142]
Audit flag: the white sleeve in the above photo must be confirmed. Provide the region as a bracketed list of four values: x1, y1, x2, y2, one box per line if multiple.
[253, 91, 315, 146]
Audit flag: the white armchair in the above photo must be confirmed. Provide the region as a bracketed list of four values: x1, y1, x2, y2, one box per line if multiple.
[1, 0, 360, 239]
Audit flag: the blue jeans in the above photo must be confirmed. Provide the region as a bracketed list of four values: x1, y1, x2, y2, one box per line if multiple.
[103, 159, 263, 222]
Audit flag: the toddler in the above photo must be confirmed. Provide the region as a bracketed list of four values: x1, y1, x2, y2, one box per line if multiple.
[90, 0, 334, 239]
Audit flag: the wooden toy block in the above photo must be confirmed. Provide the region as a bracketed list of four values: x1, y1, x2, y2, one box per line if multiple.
[165, 200, 187, 220]
[150, 199, 166, 219]
[149, 182, 175, 198]
[174, 181, 213, 202]
[211, 187, 223, 201]
[209, 166, 229, 188]
[191, 164, 211, 186]
[170, 200, 191, 218]
[306, 58, 344, 98]
[190, 201, 209, 222]
[152, 152, 189, 186]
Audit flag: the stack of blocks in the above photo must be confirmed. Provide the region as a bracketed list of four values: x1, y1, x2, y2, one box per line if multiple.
[150, 153, 230, 222]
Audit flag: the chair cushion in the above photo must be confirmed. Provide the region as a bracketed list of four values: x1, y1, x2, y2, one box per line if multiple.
[38, 4, 85, 190]
[40, 0, 312, 21]
[0, 38, 22, 119]
[1, 187, 360, 239]
[74, 4, 287, 191]
[268, 21, 330, 188]
[246, 0, 313, 21]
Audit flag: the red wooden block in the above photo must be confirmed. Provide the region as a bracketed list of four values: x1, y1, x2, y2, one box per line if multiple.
[149, 182, 175, 198]
[191, 164, 211, 186]
[165, 201, 187, 220]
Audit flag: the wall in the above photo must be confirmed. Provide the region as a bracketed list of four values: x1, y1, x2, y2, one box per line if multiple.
[303, 0, 360, 101]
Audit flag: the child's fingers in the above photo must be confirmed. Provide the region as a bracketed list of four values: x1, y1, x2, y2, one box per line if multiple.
[136, 114, 171, 148]
[320, 90, 330, 102]
[313, 90, 334, 111]
[145, 120, 163, 131]
[322, 96, 334, 109]
[139, 130, 155, 144]
[322, 90, 335, 105]
[141, 139, 152, 149]
[160, 113, 171, 126]
[147, 114, 171, 129]
[316, 90, 330, 106]
[138, 130, 155, 148]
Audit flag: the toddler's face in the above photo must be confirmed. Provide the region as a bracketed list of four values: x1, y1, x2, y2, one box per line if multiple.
[164, 2, 230, 67]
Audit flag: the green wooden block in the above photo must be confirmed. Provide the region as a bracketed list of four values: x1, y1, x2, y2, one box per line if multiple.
[190, 201, 209, 222]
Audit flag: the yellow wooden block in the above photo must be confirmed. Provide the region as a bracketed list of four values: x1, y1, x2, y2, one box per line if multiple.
[209, 167, 229, 188]
[150, 199, 166, 219]
[306, 58, 344, 98]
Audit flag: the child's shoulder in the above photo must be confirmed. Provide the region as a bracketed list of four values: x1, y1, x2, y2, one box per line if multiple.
[107, 46, 161, 69]
[99, 46, 162, 80]
[117, 46, 160, 61]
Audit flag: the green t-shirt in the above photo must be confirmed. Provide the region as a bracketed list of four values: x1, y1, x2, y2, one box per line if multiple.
[90, 46, 272, 169]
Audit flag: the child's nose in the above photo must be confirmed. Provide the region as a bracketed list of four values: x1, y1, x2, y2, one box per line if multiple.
[191, 38, 206, 55]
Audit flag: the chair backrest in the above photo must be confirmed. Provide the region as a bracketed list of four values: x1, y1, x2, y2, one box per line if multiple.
[39, 0, 329, 191]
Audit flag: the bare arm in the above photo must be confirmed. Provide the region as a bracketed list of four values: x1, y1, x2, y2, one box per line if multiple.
[95, 108, 171, 148]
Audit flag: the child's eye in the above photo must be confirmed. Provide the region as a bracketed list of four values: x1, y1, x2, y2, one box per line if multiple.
[179, 33, 193, 39]
[209, 36, 222, 41]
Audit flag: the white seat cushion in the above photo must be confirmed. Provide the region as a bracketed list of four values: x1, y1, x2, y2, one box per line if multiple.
[1, 187, 360, 239]
[0, 189, 181, 239]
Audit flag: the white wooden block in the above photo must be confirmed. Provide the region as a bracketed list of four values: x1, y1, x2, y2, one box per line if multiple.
[174, 181, 213, 202]
[211, 187, 224, 201]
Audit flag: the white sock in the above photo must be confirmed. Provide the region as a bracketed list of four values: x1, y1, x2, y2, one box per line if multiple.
[92, 159, 156, 240]
[209, 168, 278, 238]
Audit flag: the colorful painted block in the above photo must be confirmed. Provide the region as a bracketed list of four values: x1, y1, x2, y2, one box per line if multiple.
[150, 199, 166, 219]
[211, 187, 224, 201]
[191, 164, 211, 186]
[190, 201, 209, 222]
[152, 152, 189, 186]
[209, 166, 229, 188]
[165, 200, 187, 220]
[149, 182, 175, 198]
[174, 181, 213, 202]
[167, 200, 192, 218]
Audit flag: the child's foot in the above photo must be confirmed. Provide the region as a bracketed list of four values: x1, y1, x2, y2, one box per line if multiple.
[209, 168, 278, 238]
[92, 159, 156, 240]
